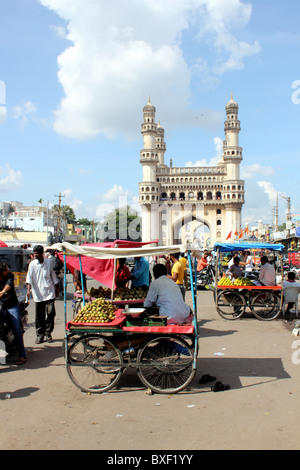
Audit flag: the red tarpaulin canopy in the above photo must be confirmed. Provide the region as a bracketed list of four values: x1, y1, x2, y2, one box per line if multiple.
[0, 241, 8, 247]
[57, 239, 158, 288]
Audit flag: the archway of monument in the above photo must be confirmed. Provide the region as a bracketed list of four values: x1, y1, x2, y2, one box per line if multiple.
[172, 213, 211, 246]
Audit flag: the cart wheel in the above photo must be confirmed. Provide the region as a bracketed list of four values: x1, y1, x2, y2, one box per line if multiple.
[137, 335, 195, 394]
[250, 291, 280, 321]
[67, 334, 123, 393]
[216, 290, 245, 320]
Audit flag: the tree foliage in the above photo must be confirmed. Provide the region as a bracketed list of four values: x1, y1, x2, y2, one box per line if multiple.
[77, 218, 93, 226]
[53, 204, 76, 224]
[100, 205, 141, 241]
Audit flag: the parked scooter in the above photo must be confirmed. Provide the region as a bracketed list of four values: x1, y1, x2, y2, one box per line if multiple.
[188, 265, 215, 290]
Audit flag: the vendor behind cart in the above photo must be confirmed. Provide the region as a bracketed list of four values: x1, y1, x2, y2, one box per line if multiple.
[129, 256, 150, 291]
[225, 256, 242, 280]
[258, 256, 276, 286]
[115, 258, 130, 288]
[242, 250, 253, 277]
[144, 263, 192, 324]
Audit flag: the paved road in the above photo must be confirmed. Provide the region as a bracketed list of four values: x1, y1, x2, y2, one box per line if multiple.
[1, 278, 300, 450]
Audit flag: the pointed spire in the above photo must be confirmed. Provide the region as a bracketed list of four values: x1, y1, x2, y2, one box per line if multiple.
[225, 92, 238, 109]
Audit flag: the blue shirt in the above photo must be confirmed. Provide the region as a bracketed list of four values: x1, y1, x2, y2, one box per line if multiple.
[132, 257, 149, 287]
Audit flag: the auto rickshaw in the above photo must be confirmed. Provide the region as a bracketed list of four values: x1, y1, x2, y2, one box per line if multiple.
[0, 246, 30, 302]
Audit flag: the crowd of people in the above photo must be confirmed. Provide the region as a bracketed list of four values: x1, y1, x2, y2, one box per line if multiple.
[224, 250, 277, 286]
[1, 242, 300, 368]
[0, 245, 61, 365]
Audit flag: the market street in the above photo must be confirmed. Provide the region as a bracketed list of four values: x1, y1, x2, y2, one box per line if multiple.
[1, 277, 300, 450]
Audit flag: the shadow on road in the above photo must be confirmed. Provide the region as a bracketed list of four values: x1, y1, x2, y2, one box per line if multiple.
[195, 356, 290, 392]
[0, 386, 39, 400]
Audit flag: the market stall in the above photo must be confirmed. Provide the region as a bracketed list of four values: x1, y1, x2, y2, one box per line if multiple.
[213, 242, 284, 321]
[57, 239, 159, 316]
[52, 241, 199, 395]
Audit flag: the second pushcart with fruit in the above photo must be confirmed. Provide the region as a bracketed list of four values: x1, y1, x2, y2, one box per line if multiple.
[213, 241, 284, 321]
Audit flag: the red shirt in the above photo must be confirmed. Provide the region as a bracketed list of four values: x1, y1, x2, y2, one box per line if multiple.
[197, 257, 208, 272]
[116, 265, 130, 286]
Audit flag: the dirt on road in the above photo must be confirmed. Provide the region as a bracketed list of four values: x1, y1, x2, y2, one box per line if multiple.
[1, 283, 300, 451]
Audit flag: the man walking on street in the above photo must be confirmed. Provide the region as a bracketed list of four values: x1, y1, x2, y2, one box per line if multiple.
[26, 245, 59, 344]
[168, 252, 186, 300]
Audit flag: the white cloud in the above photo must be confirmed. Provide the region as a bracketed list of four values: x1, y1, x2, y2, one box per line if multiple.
[39, 0, 259, 140]
[50, 24, 67, 39]
[95, 184, 138, 220]
[0, 106, 7, 125]
[12, 100, 37, 127]
[101, 184, 130, 203]
[62, 188, 83, 213]
[257, 181, 278, 204]
[193, 0, 261, 75]
[185, 136, 223, 166]
[241, 163, 275, 179]
[0, 164, 22, 192]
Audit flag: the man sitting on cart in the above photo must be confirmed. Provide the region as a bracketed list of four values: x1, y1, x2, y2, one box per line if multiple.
[143, 263, 192, 325]
[225, 256, 242, 281]
[258, 256, 276, 286]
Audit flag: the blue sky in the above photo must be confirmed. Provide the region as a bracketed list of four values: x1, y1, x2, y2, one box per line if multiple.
[0, 0, 299, 230]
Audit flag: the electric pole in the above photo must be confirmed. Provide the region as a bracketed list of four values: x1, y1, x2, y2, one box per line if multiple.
[280, 194, 291, 236]
[274, 193, 278, 231]
[54, 192, 65, 242]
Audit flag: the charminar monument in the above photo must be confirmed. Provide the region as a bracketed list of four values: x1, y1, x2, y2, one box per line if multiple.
[139, 95, 245, 247]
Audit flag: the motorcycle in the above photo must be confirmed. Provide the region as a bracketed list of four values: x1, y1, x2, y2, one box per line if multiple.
[188, 265, 215, 290]
[242, 270, 260, 281]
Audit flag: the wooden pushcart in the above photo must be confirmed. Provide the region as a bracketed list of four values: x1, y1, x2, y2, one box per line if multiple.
[53, 242, 199, 394]
[214, 242, 284, 321]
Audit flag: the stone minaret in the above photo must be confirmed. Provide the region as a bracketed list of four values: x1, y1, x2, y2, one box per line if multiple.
[221, 93, 245, 235]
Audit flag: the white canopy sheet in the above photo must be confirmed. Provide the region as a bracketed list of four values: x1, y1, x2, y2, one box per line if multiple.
[51, 241, 187, 259]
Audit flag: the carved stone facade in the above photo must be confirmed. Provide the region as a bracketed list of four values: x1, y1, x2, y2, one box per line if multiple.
[139, 96, 245, 247]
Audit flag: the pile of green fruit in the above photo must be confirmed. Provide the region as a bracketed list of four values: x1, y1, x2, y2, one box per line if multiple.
[87, 286, 145, 301]
[218, 276, 233, 286]
[113, 287, 145, 301]
[234, 277, 254, 286]
[73, 298, 117, 323]
[88, 286, 111, 298]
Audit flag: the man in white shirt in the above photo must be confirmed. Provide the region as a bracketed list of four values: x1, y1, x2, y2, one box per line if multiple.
[258, 256, 276, 286]
[26, 245, 59, 343]
[144, 264, 192, 324]
[243, 250, 253, 277]
[283, 271, 300, 315]
[226, 256, 242, 280]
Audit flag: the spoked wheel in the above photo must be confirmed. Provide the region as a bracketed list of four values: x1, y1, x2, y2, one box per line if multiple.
[137, 335, 195, 394]
[250, 291, 280, 320]
[67, 334, 123, 393]
[216, 290, 246, 320]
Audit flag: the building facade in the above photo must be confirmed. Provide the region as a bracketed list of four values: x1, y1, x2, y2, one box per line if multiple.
[139, 95, 245, 247]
